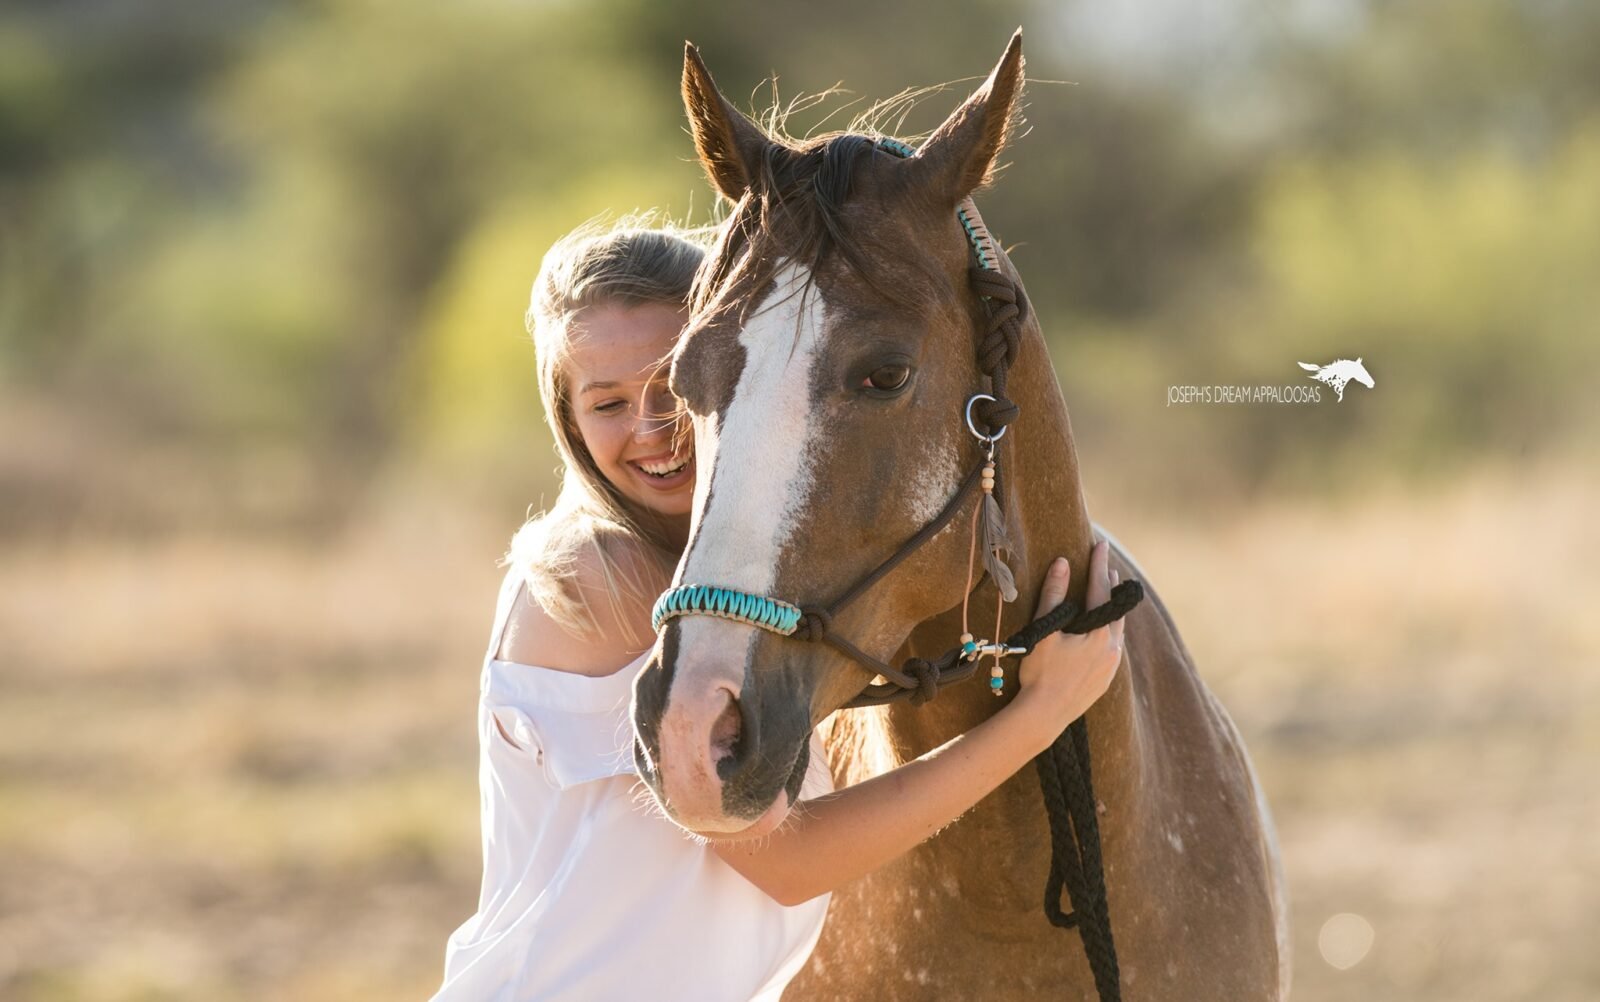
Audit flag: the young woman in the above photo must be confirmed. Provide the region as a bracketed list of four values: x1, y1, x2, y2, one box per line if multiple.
[432, 223, 1125, 1001]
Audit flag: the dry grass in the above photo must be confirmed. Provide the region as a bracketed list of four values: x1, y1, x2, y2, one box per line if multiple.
[1, 459, 1594, 1000]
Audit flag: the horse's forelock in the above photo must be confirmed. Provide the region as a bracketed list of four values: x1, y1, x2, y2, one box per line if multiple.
[694, 133, 930, 327]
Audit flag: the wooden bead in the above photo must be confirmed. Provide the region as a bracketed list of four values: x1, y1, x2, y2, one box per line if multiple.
[960, 632, 974, 644]
[990, 666, 1004, 677]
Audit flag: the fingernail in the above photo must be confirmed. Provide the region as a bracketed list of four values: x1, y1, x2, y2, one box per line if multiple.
[1051, 557, 1068, 576]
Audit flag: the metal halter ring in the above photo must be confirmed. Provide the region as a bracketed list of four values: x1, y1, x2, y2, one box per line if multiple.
[965, 393, 1008, 443]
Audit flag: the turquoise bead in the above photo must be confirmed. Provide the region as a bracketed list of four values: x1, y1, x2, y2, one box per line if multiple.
[963, 641, 978, 654]
[989, 676, 1005, 689]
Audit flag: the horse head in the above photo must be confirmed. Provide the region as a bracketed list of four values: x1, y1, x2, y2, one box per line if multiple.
[632, 35, 1030, 835]
[1349, 357, 1375, 388]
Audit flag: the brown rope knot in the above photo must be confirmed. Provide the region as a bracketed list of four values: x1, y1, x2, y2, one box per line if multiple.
[967, 266, 1027, 438]
[970, 266, 1029, 327]
[794, 608, 833, 643]
[968, 266, 1015, 305]
[977, 319, 1021, 374]
[904, 657, 940, 705]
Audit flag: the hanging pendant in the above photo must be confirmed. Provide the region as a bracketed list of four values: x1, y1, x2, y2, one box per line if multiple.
[977, 456, 1017, 603]
[959, 433, 1018, 697]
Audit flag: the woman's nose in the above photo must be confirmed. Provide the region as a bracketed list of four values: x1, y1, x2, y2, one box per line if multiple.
[632, 387, 677, 443]
[631, 408, 673, 444]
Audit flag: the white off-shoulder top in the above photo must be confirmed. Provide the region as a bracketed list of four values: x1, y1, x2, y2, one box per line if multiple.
[431, 570, 832, 1002]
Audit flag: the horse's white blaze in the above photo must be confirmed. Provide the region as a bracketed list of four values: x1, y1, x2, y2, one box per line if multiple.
[676, 262, 828, 667]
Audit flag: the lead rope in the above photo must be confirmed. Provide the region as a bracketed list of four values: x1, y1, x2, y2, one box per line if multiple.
[959, 262, 1126, 1001]
[1008, 583, 1135, 1001]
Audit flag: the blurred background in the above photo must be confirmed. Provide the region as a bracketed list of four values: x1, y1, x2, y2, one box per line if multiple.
[1, 0, 1595, 998]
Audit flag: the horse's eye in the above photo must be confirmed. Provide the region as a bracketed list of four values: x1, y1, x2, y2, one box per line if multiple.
[865, 364, 911, 392]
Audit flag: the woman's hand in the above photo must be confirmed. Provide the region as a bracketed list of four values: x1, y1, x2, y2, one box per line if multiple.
[1008, 540, 1125, 752]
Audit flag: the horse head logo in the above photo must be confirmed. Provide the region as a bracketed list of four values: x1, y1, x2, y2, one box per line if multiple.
[1297, 357, 1374, 402]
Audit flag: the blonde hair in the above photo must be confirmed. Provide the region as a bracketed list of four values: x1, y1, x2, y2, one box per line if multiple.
[509, 217, 707, 647]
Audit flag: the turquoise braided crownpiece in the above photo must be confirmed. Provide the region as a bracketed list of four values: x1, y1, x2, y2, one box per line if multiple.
[875, 137, 996, 270]
[652, 584, 803, 637]
[876, 137, 916, 159]
[956, 203, 997, 270]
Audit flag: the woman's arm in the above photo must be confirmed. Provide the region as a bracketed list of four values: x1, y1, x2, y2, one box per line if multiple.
[710, 541, 1125, 907]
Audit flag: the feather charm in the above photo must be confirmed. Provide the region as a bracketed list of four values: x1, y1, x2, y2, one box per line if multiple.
[980, 491, 1018, 602]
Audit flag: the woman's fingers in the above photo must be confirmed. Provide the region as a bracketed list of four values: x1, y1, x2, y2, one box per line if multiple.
[1033, 556, 1070, 618]
[1030, 544, 1127, 656]
[1086, 543, 1122, 664]
[1110, 568, 1125, 649]
[1086, 539, 1110, 608]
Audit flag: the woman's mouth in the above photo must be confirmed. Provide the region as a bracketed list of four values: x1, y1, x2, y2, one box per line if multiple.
[628, 451, 694, 491]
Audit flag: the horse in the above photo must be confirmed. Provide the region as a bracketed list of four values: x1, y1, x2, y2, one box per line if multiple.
[631, 32, 1290, 1000]
[1298, 357, 1375, 401]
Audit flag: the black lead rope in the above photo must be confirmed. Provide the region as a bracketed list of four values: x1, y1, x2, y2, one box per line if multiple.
[1010, 578, 1145, 1002]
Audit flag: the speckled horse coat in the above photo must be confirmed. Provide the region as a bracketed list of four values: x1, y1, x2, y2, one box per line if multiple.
[633, 33, 1290, 1001]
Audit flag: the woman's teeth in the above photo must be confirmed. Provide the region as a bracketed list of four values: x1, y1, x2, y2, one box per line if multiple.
[636, 457, 689, 478]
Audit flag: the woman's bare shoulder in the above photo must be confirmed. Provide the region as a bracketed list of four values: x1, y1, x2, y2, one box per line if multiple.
[496, 548, 654, 677]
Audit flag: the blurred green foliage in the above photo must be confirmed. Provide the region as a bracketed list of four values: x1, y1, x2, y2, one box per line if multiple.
[1249, 134, 1600, 468]
[1, 0, 1595, 525]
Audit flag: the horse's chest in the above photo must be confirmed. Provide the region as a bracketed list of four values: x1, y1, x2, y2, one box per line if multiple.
[786, 783, 1092, 1000]
[787, 847, 1087, 1000]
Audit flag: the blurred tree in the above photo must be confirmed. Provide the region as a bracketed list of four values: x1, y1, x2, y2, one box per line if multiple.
[0, 1, 263, 381]
[1267, 0, 1600, 160]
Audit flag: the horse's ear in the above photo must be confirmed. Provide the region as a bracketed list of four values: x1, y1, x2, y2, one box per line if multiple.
[683, 42, 773, 202]
[906, 30, 1025, 204]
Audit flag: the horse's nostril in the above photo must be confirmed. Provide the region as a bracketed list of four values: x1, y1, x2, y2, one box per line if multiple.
[709, 690, 742, 766]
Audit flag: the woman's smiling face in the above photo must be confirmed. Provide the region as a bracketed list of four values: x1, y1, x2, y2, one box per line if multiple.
[566, 301, 695, 520]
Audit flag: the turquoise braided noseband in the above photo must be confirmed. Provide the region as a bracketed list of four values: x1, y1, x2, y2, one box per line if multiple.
[652, 584, 803, 636]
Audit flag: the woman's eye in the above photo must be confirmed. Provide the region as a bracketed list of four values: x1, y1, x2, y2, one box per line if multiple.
[594, 399, 626, 414]
[864, 364, 911, 392]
